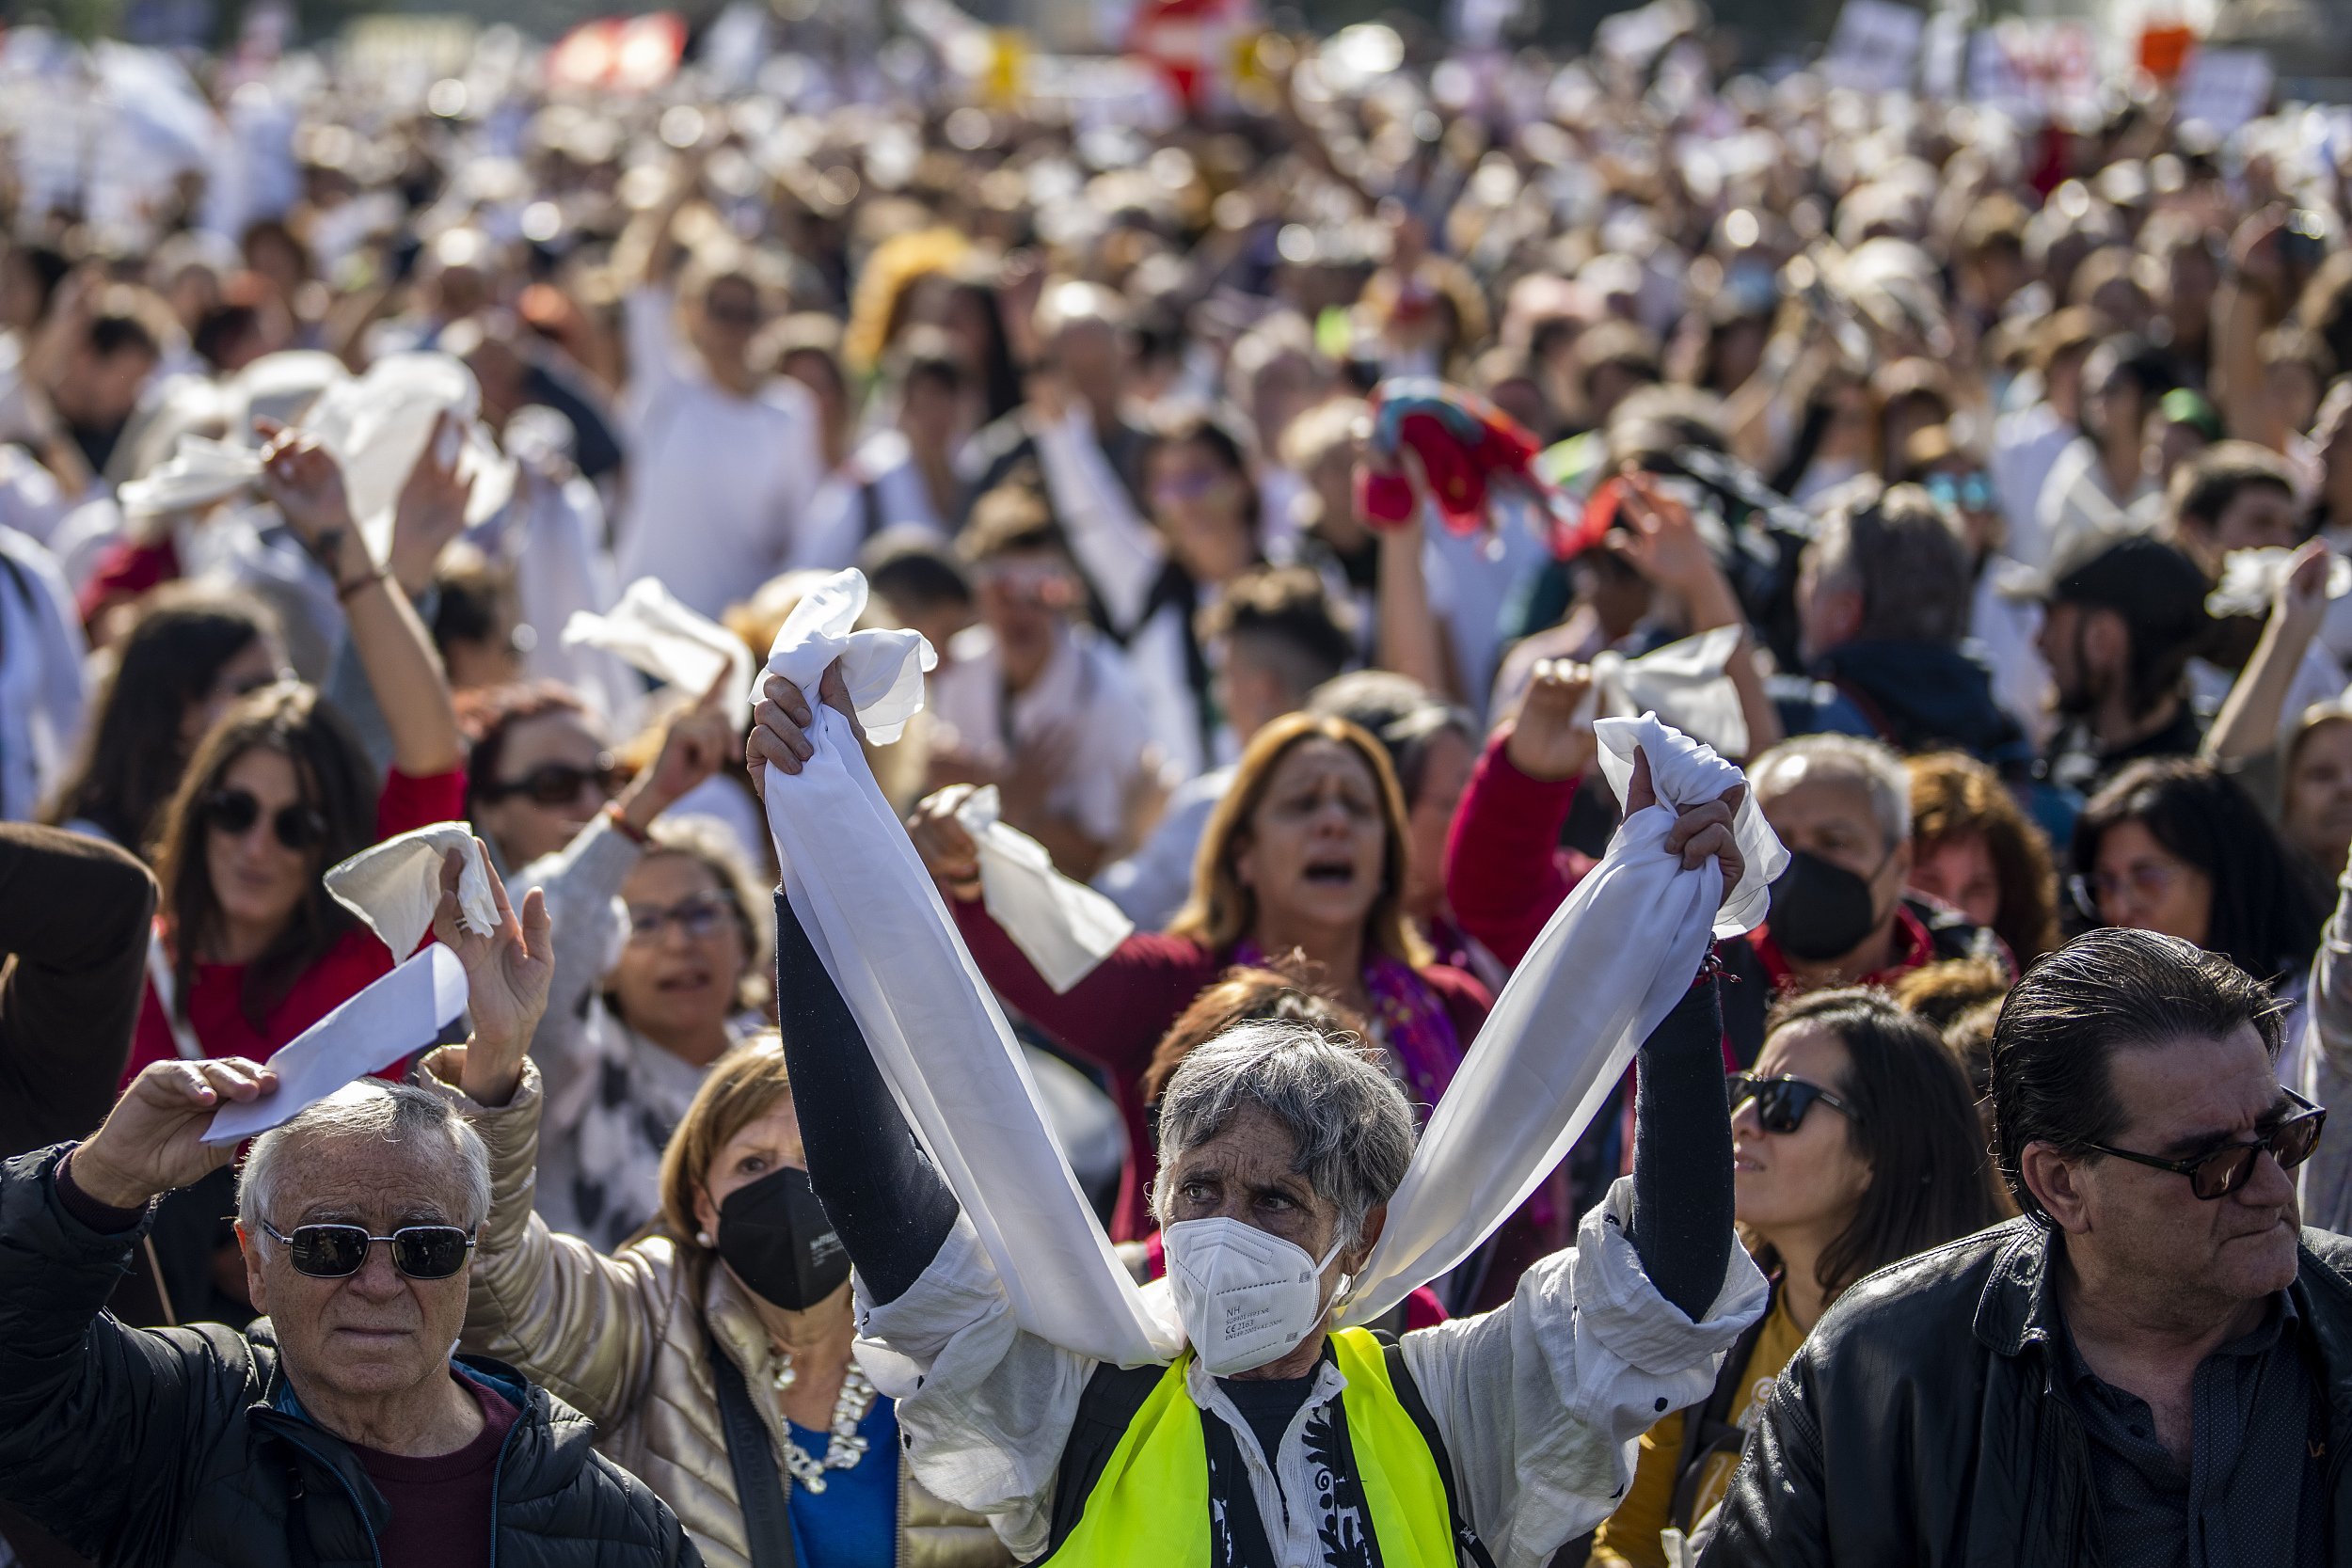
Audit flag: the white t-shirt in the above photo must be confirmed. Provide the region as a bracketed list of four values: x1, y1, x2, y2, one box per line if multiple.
[929, 621, 1156, 847]
[612, 287, 823, 619]
[789, 427, 949, 573]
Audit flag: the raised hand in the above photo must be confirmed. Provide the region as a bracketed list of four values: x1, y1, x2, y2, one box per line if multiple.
[745, 659, 866, 789]
[1504, 657, 1597, 783]
[1625, 745, 1748, 906]
[68, 1057, 279, 1211]
[432, 845, 554, 1108]
[621, 666, 740, 832]
[905, 785, 983, 901]
[2276, 538, 2334, 640]
[387, 410, 476, 594]
[1611, 470, 1714, 594]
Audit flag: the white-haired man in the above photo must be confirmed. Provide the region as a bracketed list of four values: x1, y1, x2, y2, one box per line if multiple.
[0, 851, 698, 1568]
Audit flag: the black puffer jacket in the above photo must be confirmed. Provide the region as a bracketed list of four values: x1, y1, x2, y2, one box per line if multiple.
[0, 1144, 700, 1568]
[1698, 1217, 2352, 1565]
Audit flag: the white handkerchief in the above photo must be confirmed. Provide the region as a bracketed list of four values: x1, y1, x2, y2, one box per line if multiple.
[564, 577, 755, 703]
[2208, 546, 2352, 619]
[117, 434, 264, 519]
[325, 824, 499, 960]
[956, 785, 1135, 993]
[760, 569, 935, 743]
[203, 946, 469, 1146]
[1593, 624, 1751, 760]
[298, 352, 516, 554]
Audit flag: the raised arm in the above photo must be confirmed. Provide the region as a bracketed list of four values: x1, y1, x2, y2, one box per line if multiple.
[1443, 663, 1596, 969]
[1027, 385, 1164, 635]
[259, 426, 463, 779]
[2204, 540, 2330, 765]
[0, 825, 158, 1155]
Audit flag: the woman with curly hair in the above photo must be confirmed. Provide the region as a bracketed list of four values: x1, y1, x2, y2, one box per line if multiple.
[1903, 751, 2061, 964]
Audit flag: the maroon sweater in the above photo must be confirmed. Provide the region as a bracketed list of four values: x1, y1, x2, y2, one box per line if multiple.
[953, 898, 1492, 1243]
[1440, 730, 1597, 971]
[353, 1373, 519, 1568]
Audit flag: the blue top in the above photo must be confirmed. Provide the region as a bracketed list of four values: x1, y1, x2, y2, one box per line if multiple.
[785, 1395, 900, 1568]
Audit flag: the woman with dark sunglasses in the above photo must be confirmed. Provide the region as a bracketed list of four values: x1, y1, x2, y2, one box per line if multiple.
[122, 431, 466, 1094]
[1590, 987, 2005, 1566]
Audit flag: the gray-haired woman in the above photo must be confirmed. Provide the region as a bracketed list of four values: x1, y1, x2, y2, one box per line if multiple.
[748, 673, 1770, 1566]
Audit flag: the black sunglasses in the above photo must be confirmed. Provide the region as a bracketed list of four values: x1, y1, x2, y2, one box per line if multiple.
[2087, 1089, 2327, 1200]
[261, 1218, 476, 1279]
[1728, 1072, 1859, 1134]
[480, 754, 619, 807]
[203, 789, 329, 851]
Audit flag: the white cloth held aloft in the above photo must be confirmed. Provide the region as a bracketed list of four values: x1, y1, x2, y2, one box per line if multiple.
[1335, 712, 1785, 1325]
[954, 785, 1135, 994]
[325, 824, 500, 960]
[758, 569, 1179, 1366]
[203, 945, 469, 1145]
[1577, 624, 1751, 761]
[759, 568, 935, 743]
[300, 352, 516, 558]
[563, 575, 755, 704]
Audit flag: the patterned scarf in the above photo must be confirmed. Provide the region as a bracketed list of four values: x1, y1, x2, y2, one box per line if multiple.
[1232, 942, 1461, 1118]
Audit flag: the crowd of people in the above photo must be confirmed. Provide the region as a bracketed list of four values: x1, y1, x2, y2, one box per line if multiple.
[0, 3, 2350, 1565]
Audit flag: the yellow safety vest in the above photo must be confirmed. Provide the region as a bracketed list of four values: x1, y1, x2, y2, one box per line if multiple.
[1043, 1326, 1461, 1567]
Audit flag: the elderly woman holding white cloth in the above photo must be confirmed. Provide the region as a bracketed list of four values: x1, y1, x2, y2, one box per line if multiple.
[745, 607, 1772, 1568]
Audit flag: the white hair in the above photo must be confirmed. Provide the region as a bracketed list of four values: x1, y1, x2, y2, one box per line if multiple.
[1751, 733, 1914, 852]
[1150, 1020, 1416, 1253]
[236, 1081, 489, 1237]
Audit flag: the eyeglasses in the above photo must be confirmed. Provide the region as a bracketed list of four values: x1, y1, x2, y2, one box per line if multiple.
[2069, 862, 2185, 920]
[1922, 470, 1994, 514]
[2085, 1089, 2327, 1200]
[626, 889, 741, 944]
[1728, 1072, 1860, 1133]
[260, 1218, 475, 1279]
[479, 754, 619, 807]
[703, 298, 763, 328]
[202, 789, 329, 851]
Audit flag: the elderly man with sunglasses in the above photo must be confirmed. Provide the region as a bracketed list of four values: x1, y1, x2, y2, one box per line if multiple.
[0, 850, 698, 1568]
[1702, 927, 2352, 1567]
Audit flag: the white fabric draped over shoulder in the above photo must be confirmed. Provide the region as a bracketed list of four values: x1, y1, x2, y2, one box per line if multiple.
[1336, 713, 1785, 1324]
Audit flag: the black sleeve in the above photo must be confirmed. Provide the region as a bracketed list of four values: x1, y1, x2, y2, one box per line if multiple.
[1630, 970, 1735, 1321]
[771, 893, 961, 1305]
[0, 826, 158, 1158]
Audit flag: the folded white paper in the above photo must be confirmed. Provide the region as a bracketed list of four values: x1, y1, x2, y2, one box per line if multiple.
[298, 352, 516, 556]
[203, 945, 469, 1145]
[1334, 712, 1786, 1324]
[1573, 624, 1749, 760]
[325, 824, 500, 961]
[564, 576, 755, 705]
[118, 434, 264, 519]
[956, 785, 1134, 993]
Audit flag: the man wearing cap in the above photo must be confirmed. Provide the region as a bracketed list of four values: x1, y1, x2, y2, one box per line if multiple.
[2027, 528, 2216, 798]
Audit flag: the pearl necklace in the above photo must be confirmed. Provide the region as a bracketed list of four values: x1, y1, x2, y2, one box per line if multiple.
[767, 1346, 878, 1494]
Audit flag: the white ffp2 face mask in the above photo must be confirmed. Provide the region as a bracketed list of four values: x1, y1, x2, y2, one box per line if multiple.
[1161, 1216, 1348, 1377]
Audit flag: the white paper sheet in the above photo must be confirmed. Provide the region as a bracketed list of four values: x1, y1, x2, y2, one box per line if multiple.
[324, 824, 499, 962]
[956, 785, 1135, 994]
[562, 576, 757, 705]
[1334, 713, 1786, 1324]
[202, 945, 469, 1146]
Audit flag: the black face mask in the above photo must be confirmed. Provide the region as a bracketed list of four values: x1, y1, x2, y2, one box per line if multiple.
[715, 1165, 851, 1310]
[1768, 849, 1884, 962]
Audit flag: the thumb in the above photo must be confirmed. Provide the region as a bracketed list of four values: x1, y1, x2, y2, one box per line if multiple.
[1625, 746, 1657, 815]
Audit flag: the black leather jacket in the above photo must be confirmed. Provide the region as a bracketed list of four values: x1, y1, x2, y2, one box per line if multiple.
[1700, 1217, 2352, 1565]
[0, 1145, 700, 1568]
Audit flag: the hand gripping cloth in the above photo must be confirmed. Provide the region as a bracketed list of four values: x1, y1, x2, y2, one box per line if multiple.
[954, 785, 1135, 994]
[325, 824, 500, 960]
[562, 576, 755, 703]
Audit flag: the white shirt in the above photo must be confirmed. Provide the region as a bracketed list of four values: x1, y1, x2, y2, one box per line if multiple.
[612, 287, 823, 619]
[1992, 403, 2076, 569]
[851, 1176, 1766, 1568]
[789, 427, 950, 574]
[2035, 436, 2161, 560]
[930, 622, 1157, 847]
